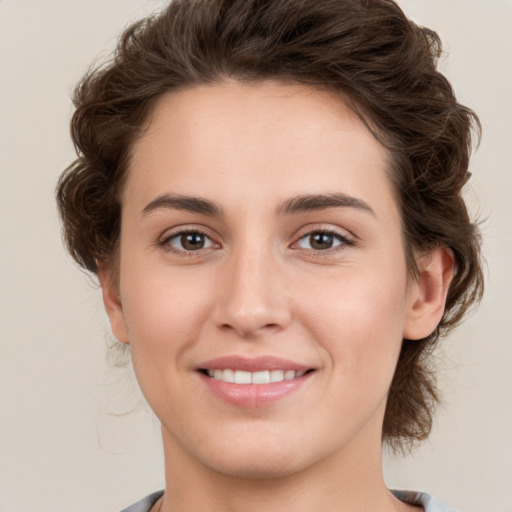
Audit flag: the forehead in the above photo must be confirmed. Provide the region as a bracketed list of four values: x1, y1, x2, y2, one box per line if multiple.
[125, 80, 396, 218]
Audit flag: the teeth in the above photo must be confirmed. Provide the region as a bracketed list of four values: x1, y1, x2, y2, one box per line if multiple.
[234, 370, 252, 384]
[284, 370, 295, 380]
[205, 368, 307, 384]
[222, 369, 235, 383]
[269, 370, 284, 382]
[252, 370, 270, 384]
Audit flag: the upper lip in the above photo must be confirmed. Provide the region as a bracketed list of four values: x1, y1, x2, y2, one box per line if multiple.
[198, 355, 312, 372]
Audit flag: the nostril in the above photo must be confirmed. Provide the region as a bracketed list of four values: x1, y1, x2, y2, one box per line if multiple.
[217, 320, 282, 337]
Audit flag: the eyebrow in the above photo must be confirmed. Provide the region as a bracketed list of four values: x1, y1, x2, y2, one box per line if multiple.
[278, 193, 375, 217]
[142, 194, 224, 217]
[142, 192, 375, 218]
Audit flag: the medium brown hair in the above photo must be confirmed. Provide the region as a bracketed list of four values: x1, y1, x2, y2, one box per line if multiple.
[56, 0, 483, 449]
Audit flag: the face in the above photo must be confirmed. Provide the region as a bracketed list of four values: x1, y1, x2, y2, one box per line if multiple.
[101, 81, 445, 480]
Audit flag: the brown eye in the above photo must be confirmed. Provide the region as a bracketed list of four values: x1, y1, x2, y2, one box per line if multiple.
[165, 231, 215, 252]
[310, 233, 335, 250]
[181, 233, 206, 250]
[296, 231, 350, 251]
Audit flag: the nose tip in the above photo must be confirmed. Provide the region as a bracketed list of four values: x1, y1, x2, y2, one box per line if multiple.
[217, 307, 285, 338]
[212, 253, 291, 338]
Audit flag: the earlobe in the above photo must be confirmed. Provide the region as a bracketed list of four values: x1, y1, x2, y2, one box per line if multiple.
[97, 263, 129, 344]
[403, 247, 455, 341]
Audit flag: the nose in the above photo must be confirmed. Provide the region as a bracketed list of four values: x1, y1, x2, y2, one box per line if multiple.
[212, 244, 292, 338]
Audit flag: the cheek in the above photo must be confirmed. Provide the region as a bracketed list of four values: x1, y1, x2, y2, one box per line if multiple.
[120, 265, 213, 360]
[297, 266, 408, 378]
[118, 265, 216, 415]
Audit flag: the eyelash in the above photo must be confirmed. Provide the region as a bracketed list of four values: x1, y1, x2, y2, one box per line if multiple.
[159, 228, 216, 256]
[294, 229, 354, 254]
[158, 227, 354, 256]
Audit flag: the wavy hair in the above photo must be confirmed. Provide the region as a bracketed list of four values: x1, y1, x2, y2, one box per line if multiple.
[56, 0, 483, 450]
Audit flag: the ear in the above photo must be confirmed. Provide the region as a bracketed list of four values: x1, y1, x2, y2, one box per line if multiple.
[97, 263, 129, 344]
[403, 246, 455, 340]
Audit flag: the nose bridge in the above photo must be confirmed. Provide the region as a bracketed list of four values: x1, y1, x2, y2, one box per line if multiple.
[214, 236, 291, 337]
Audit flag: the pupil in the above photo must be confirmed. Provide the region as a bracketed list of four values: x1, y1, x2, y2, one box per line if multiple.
[181, 233, 204, 250]
[311, 233, 333, 250]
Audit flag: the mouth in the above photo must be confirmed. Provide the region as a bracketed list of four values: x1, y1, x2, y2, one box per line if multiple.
[199, 368, 314, 384]
[196, 356, 316, 407]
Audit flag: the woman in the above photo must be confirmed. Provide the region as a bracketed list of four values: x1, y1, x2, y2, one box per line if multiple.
[56, 0, 483, 511]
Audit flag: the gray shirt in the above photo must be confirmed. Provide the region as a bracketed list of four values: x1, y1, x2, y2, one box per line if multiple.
[120, 490, 457, 512]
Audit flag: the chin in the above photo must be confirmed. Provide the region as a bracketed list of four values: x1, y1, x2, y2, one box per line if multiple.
[189, 430, 310, 480]
[206, 454, 307, 480]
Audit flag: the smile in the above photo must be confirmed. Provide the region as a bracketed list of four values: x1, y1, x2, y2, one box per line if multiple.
[197, 356, 315, 407]
[205, 369, 308, 384]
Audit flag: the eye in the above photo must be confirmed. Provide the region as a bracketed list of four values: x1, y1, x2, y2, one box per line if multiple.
[296, 230, 351, 251]
[163, 230, 216, 252]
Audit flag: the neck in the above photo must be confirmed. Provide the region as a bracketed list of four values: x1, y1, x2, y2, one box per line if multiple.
[158, 425, 411, 512]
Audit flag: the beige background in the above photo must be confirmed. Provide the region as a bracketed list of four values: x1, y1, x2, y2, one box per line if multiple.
[0, 1, 510, 511]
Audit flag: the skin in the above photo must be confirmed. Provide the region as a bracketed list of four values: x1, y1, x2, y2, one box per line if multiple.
[100, 81, 453, 512]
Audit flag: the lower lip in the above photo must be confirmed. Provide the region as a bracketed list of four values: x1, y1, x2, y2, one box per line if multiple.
[199, 372, 312, 408]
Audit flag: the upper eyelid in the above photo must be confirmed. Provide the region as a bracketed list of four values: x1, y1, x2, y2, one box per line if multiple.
[162, 230, 211, 244]
[159, 225, 216, 243]
[292, 224, 354, 241]
[299, 227, 351, 237]
[156, 224, 355, 247]
[294, 230, 353, 248]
